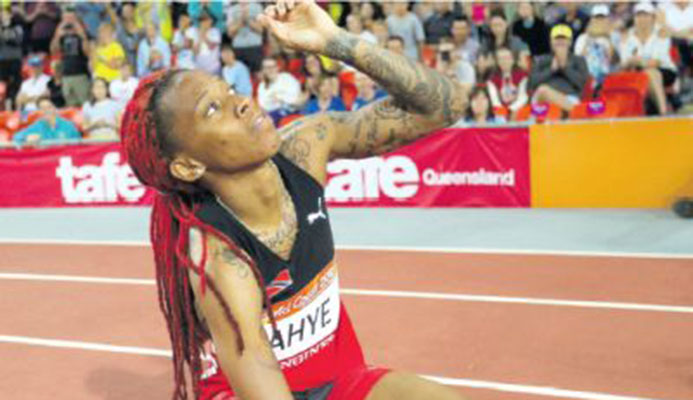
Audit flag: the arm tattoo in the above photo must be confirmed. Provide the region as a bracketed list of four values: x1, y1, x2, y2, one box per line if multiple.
[322, 31, 468, 159]
[221, 249, 250, 279]
[323, 32, 466, 122]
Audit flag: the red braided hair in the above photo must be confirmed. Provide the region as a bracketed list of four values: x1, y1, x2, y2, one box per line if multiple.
[120, 70, 277, 399]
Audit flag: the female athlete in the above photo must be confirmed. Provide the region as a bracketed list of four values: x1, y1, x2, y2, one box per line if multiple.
[120, 1, 469, 399]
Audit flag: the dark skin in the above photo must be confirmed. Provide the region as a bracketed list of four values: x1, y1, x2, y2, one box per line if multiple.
[174, 1, 469, 399]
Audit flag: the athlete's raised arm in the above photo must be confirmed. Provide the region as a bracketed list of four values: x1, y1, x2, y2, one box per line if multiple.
[188, 229, 293, 400]
[259, 0, 469, 184]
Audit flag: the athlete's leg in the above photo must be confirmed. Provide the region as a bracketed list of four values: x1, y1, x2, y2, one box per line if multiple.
[365, 371, 467, 400]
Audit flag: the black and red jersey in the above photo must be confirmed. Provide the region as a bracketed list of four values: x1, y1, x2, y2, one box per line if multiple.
[194, 153, 366, 398]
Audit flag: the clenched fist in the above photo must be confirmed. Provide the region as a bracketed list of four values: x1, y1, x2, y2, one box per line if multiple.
[257, 0, 341, 54]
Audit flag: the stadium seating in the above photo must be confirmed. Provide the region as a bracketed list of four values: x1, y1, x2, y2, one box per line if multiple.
[601, 71, 649, 117]
[569, 99, 621, 120]
[493, 106, 509, 120]
[514, 103, 562, 122]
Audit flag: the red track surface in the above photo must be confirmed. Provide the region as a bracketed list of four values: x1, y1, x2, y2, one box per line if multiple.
[1, 244, 692, 400]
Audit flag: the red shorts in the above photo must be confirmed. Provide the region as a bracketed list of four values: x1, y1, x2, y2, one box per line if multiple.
[199, 366, 390, 400]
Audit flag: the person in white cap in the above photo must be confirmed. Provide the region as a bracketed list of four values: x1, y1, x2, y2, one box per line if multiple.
[658, 0, 693, 72]
[574, 4, 616, 88]
[619, 1, 677, 115]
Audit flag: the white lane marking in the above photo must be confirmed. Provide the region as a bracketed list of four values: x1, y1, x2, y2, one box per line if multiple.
[0, 238, 691, 259]
[341, 289, 693, 314]
[421, 374, 669, 400]
[0, 335, 171, 357]
[2, 272, 692, 314]
[0, 334, 673, 400]
[0, 273, 154, 285]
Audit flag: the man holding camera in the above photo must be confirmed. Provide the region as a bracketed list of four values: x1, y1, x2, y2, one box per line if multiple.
[50, 7, 90, 107]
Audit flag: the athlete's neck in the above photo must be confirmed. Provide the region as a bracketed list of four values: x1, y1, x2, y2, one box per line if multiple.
[203, 159, 284, 229]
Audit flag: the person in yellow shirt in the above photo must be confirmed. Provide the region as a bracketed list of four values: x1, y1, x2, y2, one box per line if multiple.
[91, 22, 125, 82]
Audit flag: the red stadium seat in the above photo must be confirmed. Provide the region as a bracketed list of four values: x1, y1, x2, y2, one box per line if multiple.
[341, 83, 358, 111]
[3, 111, 20, 131]
[493, 106, 509, 120]
[514, 103, 562, 122]
[287, 58, 304, 81]
[278, 113, 302, 128]
[59, 107, 84, 129]
[581, 77, 595, 101]
[0, 128, 10, 142]
[601, 72, 649, 117]
[569, 99, 621, 120]
[421, 45, 437, 68]
[338, 70, 355, 87]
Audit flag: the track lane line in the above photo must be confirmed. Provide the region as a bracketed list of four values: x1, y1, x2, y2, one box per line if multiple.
[0, 334, 673, 400]
[0, 238, 691, 259]
[2, 272, 692, 314]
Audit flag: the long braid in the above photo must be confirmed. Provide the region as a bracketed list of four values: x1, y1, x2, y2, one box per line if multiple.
[121, 70, 277, 399]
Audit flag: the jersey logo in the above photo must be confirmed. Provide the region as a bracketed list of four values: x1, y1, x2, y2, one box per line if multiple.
[266, 268, 293, 299]
[307, 198, 326, 225]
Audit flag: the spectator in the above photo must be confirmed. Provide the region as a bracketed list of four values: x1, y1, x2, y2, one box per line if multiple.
[551, 2, 591, 41]
[226, 1, 264, 73]
[424, 2, 459, 45]
[529, 24, 589, 112]
[659, 0, 693, 72]
[300, 53, 338, 105]
[50, 8, 91, 107]
[137, 23, 171, 77]
[487, 46, 529, 114]
[221, 44, 252, 98]
[386, 2, 426, 61]
[512, 2, 551, 56]
[386, 35, 406, 56]
[13, 97, 80, 146]
[610, 2, 635, 45]
[47, 60, 65, 108]
[450, 16, 480, 65]
[346, 14, 377, 45]
[575, 5, 616, 89]
[352, 71, 387, 111]
[74, 2, 111, 40]
[109, 63, 139, 109]
[620, 1, 677, 115]
[437, 39, 476, 89]
[0, 7, 24, 108]
[134, 1, 172, 42]
[301, 76, 346, 115]
[22, 1, 60, 53]
[359, 2, 384, 31]
[81, 78, 120, 140]
[371, 21, 389, 47]
[114, 2, 143, 71]
[192, 11, 221, 75]
[92, 22, 126, 83]
[187, 0, 225, 32]
[16, 55, 50, 113]
[257, 57, 302, 124]
[461, 85, 506, 125]
[172, 13, 196, 70]
[478, 10, 530, 77]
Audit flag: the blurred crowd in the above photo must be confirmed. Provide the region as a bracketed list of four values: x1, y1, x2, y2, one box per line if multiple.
[0, 0, 692, 145]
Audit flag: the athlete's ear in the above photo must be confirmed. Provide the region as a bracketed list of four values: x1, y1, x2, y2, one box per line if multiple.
[170, 155, 206, 183]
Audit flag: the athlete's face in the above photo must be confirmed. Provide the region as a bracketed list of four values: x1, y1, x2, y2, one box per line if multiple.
[162, 70, 280, 183]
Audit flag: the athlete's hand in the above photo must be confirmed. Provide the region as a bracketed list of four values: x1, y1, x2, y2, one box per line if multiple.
[257, 0, 340, 54]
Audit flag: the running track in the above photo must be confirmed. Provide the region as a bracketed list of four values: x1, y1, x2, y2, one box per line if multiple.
[1, 242, 692, 400]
